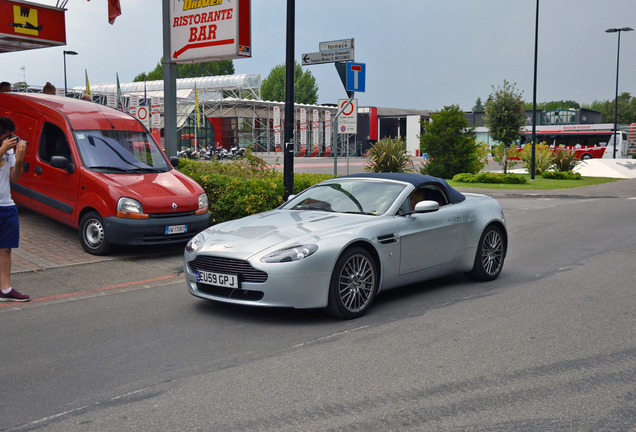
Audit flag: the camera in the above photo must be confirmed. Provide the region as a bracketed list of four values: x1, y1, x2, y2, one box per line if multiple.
[9, 134, 28, 148]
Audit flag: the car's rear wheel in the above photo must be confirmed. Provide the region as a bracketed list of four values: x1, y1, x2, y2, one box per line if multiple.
[581, 153, 592, 160]
[465, 225, 505, 281]
[79, 211, 114, 255]
[326, 247, 378, 319]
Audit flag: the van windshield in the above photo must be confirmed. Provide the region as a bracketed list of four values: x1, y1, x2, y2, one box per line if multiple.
[74, 130, 170, 173]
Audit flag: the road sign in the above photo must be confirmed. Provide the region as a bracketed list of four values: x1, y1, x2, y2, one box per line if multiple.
[302, 49, 354, 66]
[319, 38, 354, 52]
[337, 98, 357, 134]
[346, 62, 366, 92]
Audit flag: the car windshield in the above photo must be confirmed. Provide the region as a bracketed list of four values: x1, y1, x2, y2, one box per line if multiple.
[74, 130, 170, 173]
[281, 180, 407, 215]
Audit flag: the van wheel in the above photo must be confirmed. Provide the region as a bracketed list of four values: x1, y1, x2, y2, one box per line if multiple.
[79, 211, 114, 255]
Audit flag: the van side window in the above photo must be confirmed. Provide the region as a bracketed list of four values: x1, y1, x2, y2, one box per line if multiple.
[39, 123, 73, 164]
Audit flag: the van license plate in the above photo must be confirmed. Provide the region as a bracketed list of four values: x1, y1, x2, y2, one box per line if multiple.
[196, 271, 239, 288]
[165, 224, 187, 235]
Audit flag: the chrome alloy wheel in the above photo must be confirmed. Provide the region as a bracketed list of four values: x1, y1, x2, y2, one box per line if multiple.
[338, 253, 376, 313]
[481, 229, 504, 276]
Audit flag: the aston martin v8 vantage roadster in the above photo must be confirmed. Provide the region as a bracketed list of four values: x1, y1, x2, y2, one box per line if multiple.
[184, 173, 507, 319]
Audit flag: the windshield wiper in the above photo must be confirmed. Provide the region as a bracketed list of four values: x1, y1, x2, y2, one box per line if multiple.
[88, 166, 130, 173]
[293, 204, 335, 212]
[341, 211, 377, 216]
[129, 167, 166, 173]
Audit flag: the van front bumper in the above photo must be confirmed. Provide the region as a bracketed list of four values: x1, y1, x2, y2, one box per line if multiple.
[104, 213, 210, 246]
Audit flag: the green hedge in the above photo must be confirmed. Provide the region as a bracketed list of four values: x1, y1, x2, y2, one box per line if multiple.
[177, 158, 333, 224]
[452, 172, 528, 184]
[541, 170, 581, 180]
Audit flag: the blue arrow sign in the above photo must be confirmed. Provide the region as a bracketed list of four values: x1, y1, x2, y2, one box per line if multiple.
[346, 62, 366, 92]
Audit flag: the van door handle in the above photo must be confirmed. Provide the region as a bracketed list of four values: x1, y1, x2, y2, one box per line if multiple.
[34, 166, 42, 174]
[23, 162, 29, 173]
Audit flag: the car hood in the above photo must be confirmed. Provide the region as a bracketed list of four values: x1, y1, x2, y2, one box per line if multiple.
[198, 210, 373, 258]
[98, 170, 202, 212]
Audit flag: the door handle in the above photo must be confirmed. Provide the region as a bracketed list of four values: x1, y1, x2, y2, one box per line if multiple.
[34, 166, 42, 174]
[22, 162, 29, 173]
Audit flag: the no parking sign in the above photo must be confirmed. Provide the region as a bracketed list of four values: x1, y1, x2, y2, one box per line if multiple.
[337, 98, 357, 134]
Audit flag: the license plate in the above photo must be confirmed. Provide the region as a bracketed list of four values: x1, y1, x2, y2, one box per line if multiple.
[196, 271, 239, 288]
[165, 224, 187, 235]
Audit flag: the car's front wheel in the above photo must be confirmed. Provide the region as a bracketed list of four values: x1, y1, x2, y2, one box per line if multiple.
[326, 247, 378, 319]
[465, 225, 505, 281]
[79, 211, 114, 255]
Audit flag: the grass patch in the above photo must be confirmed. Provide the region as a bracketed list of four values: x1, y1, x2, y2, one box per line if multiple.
[446, 173, 623, 190]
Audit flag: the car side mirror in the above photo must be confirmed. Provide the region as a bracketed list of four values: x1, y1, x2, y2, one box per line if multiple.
[50, 155, 75, 174]
[170, 156, 180, 168]
[413, 200, 440, 213]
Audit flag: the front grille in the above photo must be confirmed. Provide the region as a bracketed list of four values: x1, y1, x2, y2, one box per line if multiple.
[149, 211, 195, 219]
[188, 256, 268, 283]
[196, 283, 264, 301]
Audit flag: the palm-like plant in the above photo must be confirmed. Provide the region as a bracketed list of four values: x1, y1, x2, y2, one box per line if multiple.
[364, 137, 415, 173]
[551, 147, 583, 172]
[518, 142, 553, 175]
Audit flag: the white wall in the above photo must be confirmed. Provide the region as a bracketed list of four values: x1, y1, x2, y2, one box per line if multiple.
[406, 115, 421, 155]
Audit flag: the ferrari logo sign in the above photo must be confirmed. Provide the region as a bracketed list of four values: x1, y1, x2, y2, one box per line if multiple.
[12, 5, 42, 36]
[1, 1, 66, 52]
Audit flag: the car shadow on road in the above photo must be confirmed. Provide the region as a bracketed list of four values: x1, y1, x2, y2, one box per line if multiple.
[188, 273, 502, 324]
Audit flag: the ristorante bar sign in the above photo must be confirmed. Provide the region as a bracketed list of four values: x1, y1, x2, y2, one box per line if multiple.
[170, 0, 251, 64]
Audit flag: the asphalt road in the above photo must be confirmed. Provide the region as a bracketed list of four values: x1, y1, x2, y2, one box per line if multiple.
[3, 192, 636, 431]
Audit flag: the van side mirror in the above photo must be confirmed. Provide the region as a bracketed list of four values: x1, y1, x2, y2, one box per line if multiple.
[170, 156, 180, 168]
[50, 156, 75, 174]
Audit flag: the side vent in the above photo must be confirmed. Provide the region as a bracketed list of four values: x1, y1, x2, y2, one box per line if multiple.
[377, 233, 399, 244]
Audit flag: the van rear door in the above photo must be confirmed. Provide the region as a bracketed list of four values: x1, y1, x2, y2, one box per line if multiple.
[8, 107, 40, 208]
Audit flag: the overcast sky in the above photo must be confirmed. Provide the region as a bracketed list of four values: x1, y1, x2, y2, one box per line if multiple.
[2, 0, 635, 111]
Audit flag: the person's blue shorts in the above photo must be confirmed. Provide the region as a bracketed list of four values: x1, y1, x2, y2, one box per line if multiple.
[0, 205, 20, 249]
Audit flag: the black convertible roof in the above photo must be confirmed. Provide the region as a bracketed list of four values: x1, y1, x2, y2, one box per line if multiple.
[337, 173, 466, 204]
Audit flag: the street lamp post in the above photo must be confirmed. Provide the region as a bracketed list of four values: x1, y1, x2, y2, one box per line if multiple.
[63, 50, 78, 96]
[605, 27, 633, 159]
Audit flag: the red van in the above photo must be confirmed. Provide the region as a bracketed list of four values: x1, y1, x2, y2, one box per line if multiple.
[0, 93, 209, 255]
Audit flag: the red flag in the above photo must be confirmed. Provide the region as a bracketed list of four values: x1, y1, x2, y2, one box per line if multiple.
[108, 0, 121, 25]
[87, 0, 121, 25]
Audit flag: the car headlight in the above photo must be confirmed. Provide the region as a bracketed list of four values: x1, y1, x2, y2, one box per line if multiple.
[196, 193, 209, 215]
[186, 232, 207, 253]
[116, 197, 148, 219]
[261, 244, 318, 263]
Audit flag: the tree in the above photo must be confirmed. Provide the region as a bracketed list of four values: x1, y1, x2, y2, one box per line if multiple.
[485, 80, 526, 174]
[524, 100, 581, 111]
[598, 92, 636, 124]
[133, 59, 235, 82]
[261, 61, 318, 105]
[420, 104, 481, 179]
[472, 97, 485, 111]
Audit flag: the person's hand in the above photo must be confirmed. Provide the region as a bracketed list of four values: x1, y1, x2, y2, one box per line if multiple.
[14, 139, 27, 159]
[1, 135, 18, 153]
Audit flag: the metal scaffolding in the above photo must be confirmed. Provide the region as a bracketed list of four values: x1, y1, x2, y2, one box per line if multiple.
[71, 75, 349, 155]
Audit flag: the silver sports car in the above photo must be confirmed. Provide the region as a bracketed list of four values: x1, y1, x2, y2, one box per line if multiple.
[184, 173, 507, 319]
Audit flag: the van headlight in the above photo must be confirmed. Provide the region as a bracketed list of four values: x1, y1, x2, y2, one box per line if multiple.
[196, 193, 209, 215]
[117, 197, 148, 219]
[261, 245, 318, 263]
